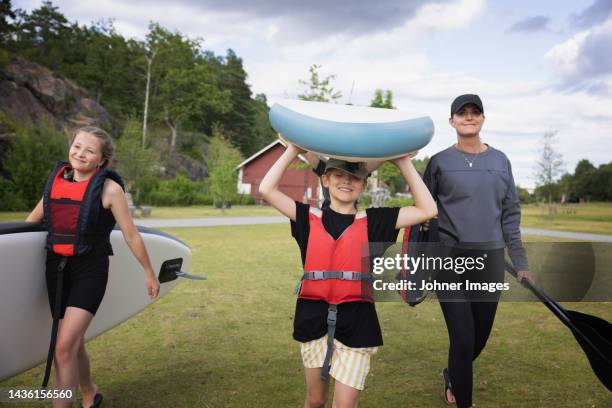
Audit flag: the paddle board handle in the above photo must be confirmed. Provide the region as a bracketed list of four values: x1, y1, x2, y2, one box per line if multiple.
[176, 271, 207, 281]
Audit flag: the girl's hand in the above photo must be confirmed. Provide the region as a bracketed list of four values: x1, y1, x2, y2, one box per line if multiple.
[146, 274, 161, 299]
[285, 142, 306, 156]
[391, 151, 419, 166]
[405, 150, 418, 159]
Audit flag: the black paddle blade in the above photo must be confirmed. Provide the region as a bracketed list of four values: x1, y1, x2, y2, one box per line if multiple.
[505, 260, 612, 391]
[566, 310, 612, 392]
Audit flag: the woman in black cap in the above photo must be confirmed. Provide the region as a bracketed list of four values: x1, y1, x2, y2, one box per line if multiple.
[422, 94, 534, 407]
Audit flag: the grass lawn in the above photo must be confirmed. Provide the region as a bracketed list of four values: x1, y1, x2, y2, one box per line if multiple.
[3, 203, 612, 236]
[521, 202, 612, 235]
[0, 206, 278, 222]
[0, 211, 29, 221]
[2, 224, 610, 407]
[143, 205, 278, 219]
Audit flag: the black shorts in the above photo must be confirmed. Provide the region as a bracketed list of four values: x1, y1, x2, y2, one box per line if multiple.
[45, 252, 109, 318]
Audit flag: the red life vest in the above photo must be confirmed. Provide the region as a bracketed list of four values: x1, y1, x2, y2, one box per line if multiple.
[42, 161, 124, 256]
[298, 207, 373, 304]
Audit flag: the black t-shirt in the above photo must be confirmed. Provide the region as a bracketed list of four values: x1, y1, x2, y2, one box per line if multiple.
[290, 201, 400, 347]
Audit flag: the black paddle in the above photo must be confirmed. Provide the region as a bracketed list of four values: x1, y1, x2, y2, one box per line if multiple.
[505, 261, 612, 392]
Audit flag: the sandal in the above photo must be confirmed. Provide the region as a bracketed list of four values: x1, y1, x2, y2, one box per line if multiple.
[81, 393, 103, 408]
[442, 368, 455, 405]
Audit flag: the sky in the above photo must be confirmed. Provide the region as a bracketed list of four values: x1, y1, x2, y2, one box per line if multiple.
[15, 0, 612, 187]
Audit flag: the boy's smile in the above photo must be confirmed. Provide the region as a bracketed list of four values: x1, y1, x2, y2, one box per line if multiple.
[323, 169, 366, 209]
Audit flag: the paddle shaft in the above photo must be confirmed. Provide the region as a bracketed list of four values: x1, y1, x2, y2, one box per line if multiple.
[504, 261, 572, 326]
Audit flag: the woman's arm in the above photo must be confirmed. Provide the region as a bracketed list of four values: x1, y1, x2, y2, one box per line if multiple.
[103, 180, 160, 299]
[26, 198, 44, 223]
[259, 143, 304, 221]
[393, 155, 438, 229]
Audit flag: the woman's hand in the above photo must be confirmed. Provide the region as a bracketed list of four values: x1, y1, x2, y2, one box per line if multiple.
[146, 272, 161, 299]
[517, 270, 535, 286]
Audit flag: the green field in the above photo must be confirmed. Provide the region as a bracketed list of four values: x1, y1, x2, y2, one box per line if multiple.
[145, 205, 278, 219]
[521, 202, 612, 235]
[3, 203, 612, 236]
[0, 205, 278, 222]
[2, 224, 610, 407]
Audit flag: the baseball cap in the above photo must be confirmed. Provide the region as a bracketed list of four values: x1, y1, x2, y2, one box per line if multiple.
[450, 94, 484, 116]
[324, 159, 369, 180]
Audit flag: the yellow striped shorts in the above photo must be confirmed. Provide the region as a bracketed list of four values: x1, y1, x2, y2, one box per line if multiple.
[300, 335, 378, 390]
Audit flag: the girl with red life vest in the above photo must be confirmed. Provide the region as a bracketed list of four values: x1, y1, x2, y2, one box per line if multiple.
[26, 126, 160, 408]
[259, 142, 437, 408]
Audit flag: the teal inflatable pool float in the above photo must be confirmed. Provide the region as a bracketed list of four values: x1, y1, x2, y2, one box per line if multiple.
[269, 99, 434, 161]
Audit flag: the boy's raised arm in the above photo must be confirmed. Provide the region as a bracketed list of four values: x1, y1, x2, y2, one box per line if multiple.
[393, 154, 438, 229]
[259, 142, 304, 221]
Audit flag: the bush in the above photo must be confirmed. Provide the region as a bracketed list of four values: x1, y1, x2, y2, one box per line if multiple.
[1, 123, 68, 210]
[140, 175, 209, 206]
[0, 178, 26, 211]
[359, 194, 372, 208]
[234, 194, 256, 205]
[384, 196, 414, 208]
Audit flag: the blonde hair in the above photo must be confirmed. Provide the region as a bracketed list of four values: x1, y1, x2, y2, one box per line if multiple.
[70, 126, 114, 168]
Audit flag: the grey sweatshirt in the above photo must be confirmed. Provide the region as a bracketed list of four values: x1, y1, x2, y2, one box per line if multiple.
[423, 144, 529, 271]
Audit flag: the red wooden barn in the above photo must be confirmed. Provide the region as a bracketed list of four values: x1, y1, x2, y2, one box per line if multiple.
[236, 140, 322, 206]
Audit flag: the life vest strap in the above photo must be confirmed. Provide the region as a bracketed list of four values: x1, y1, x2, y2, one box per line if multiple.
[41, 256, 67, 389]
[48, 233, 109, 245]
[321, 304, 338, 382]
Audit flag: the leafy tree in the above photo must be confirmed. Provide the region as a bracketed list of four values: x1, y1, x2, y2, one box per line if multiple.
[370, 89, 395, 109]
[0, 0, 15, 42]
[298, 64, 342, 102]
[516, 185, 533, 204]
[64, 20, 146, 118]
[146, 24, 230, 153]
[592, 163, 612, 201]
[13, 1, 73, 70]
[157, 63, 231, 152]
[114, 119, 159, 204]
[207, 125, 243, 209]
[250, 93, 277, 152]
[557, 173, 575, 202]
[214, 49, 257, 155]
[573, 159, 596, 201]
[534, 131, 564, 214]
[1, 123, 67, 209]
[377, 157, 429, 194]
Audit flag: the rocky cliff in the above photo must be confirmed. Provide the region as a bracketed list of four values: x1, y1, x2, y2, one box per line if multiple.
[0, 57, 114, 135]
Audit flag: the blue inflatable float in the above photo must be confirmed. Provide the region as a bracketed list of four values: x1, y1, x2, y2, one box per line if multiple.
[269, 99, 434, 161]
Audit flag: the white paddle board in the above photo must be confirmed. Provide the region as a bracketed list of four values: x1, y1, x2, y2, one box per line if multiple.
[0, 222, 192, 381]
[269, 99, 434, 161]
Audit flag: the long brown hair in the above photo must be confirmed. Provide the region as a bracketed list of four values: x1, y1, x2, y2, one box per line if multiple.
[70, 126, 114, 168]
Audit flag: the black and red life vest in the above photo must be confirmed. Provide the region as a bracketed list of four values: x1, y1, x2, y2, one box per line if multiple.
[298, 207, 373, 304]
[42, 161, 124, 256]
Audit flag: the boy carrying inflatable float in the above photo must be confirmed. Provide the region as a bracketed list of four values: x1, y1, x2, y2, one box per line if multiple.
[259, 142, 436, 408]
[26, 126, 160, 408]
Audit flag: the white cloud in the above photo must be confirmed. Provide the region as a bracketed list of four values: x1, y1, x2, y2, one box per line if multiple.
[545, 29, 589, 77]
[545, 16, 612, 90]
[412, 0, 486, 31]
[249, 0, 487, 104]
